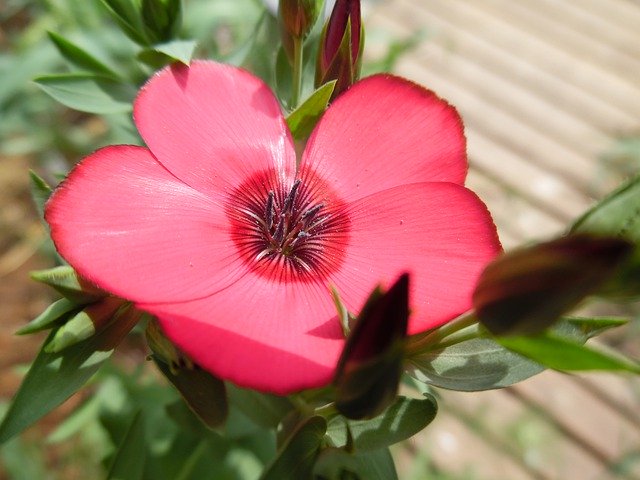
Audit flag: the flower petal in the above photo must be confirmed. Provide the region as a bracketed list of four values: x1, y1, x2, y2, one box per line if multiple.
[301, 74, 467, 202]
[45, 145, 244, 303]
[331, 182, 501, 334]
[139, 276, 344, 394]
[134, 60, 297, 195]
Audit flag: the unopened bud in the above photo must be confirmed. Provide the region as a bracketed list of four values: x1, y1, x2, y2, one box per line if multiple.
[473, 235, 633, 336]
[334, 273, 409, 419]
[315, 0, 363, 99]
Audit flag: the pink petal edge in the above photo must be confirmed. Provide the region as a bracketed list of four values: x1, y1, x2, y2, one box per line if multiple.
[45, 145, 247, 303]
[301, 74, 468, 203]
[331, 182, 502, 334]
[139, 274, 345, 394]
[134, 60, 297, 197]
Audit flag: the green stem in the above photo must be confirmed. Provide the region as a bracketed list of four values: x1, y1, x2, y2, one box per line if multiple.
[429, 324, 486, 350]
[405, 313, 479, 356]
[291, 36, 303, 108]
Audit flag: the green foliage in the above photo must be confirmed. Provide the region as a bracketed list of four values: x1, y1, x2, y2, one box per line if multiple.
[260, 416, 327, 480]
[107, 411, 146, 480]
[498, 333, 640, 373]
[34, 73, 136, 114]
[409, 316, 630, 391]
[313, 447, 398, 480]
[16, 297, 79, 335]
[47, 31, 120, 78]
[152, 356, 228, 429]
[286, 80, 336, 139]
[327, 395, 438, 451]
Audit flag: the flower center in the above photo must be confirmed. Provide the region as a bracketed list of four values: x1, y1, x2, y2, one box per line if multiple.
[227, 170, 350, 282]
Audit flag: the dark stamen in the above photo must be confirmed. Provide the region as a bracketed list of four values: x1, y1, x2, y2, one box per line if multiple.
[282, 180, 301, 214]
[273, 214, 286, 245]
[266, 191, 275, 230]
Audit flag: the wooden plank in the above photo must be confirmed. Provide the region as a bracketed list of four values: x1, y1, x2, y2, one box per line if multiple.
[370, 0, 638, 133]
[371, 13, 614, 197]
[478, 0, 640, 84]
[398, 0, 640, 117]
[511, 371, 640, 478]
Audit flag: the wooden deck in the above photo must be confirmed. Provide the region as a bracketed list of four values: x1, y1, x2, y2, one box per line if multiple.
[365, 0, 640, 479]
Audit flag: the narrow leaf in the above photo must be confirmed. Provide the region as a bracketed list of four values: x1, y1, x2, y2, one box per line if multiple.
[572, 175, 640, 242]
[409, 337, 545, 392]
[313, 447, 398, 480]
[327, 394, 437, 451]
[286, 80, 336, 140]
[106, 411, 146, 480]
[34, 74, 135, 114]
[152, 39, 197, 65]
[99, 0, 149, 45]
[498, 333, 640, 373]
[0, 309, 142, 443]
[47, 31, 118, 77]
[16, 298, 78, 335]
[152, 356, 228, 429]
[46, 298, 126, 353]
[226, 383, 293, 429]
[28, 170, 52, 221]
[260, 416, 327, 480]
[30, 266, 104, 303]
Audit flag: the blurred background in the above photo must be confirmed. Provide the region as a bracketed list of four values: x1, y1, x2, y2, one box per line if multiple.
[1, 0, 639, 478]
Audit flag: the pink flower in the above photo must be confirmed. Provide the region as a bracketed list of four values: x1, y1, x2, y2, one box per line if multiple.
[45, 61, 501, 394]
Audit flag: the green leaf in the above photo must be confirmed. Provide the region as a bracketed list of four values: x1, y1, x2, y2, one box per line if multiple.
[313, 447, 398, 480]
[408, 316, 627, 392]
[327, 395, 437, 451]
[141, 0, 182, 42]
[409, 337, 545, 392]
[28, 170, 52, 222]
[106, 411, 146, 480]
[152, 356, 228, 429]
[99, 0, 149, 45]
[46, 298, 127, 353]
[30, 266, 104, 303]
[572, 175, 640, 242]
[286, 80, 336, 140]
[47, 31, 119, 78]
[0, 309, 142, 443]
[260, 416, 327, 480]
[0, 331, 111, 444]
[16, 298, 78, 335]
[34, 73, 135, 114]
[226, 383, 293, 429]
[498, 333, 640, 373]
[151, 39, 197, 65]
[565, 316, 628, 339]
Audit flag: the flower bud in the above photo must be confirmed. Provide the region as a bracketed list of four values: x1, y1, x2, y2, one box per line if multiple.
[315, 0, 363, 99]
[473, 235, 633, 336]
[334, 273, 409, 419]
[279, 0, 320, 40]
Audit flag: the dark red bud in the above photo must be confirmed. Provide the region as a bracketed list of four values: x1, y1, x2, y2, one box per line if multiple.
[279, 0, 320, 39]
[323, 0, 361, 69]
[316, 0, 363, 98]
[334, 273, 409, 419]
[473, 235, 633, 336]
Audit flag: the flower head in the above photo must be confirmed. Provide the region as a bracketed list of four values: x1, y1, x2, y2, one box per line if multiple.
[45, 61, 500, 394]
